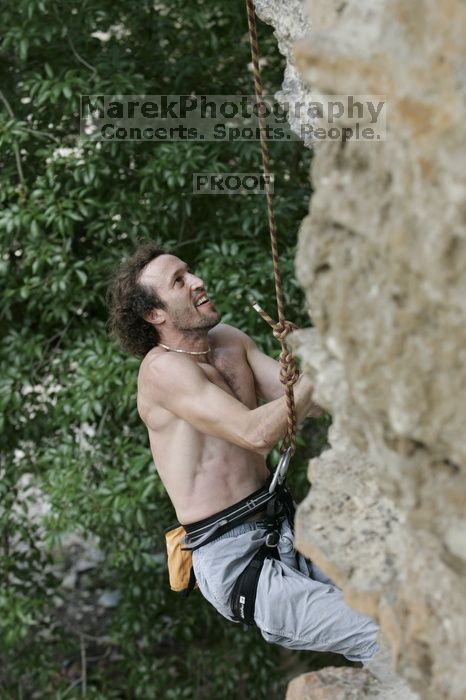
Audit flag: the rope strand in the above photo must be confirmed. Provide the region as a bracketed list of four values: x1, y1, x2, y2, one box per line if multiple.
[245, 0, 299, 455]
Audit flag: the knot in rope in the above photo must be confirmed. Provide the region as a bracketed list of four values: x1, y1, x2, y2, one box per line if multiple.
[273, 321, 301, 387]
[279, 348, 300, 388]
[251, 302, 300, 456]
[272, 319, 298, 343]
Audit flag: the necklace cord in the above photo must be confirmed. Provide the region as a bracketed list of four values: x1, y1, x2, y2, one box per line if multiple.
[159, 342, 211, 355]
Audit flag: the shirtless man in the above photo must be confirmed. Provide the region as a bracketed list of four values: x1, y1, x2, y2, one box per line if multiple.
[136, 260, 319, 525]
[107, 242, 380, 664]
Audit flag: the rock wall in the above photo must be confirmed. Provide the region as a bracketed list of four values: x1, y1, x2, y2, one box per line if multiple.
[254, 1, 466, 699]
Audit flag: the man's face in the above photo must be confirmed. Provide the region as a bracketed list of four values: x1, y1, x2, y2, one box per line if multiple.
[139, 254, 220, 332]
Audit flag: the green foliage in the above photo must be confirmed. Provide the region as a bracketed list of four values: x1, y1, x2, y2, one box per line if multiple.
[0, 0, 327, 697]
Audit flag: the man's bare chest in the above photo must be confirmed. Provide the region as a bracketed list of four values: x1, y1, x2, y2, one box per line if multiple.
[201, 348, 257, 409]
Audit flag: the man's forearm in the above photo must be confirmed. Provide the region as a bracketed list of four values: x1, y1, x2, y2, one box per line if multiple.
[248, 375, 315, 454]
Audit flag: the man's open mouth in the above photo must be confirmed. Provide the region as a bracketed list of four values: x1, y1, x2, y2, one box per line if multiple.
[195, 295, 210, 307]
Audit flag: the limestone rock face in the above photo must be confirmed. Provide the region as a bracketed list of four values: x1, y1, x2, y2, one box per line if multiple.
[253, 0, 314, 146]
[255, 1, 466, 699]
[285, 666, 413, 700]
[286, 665, 419, 700]
[254, 0, 345, 147]
[286, 667, 379, 700]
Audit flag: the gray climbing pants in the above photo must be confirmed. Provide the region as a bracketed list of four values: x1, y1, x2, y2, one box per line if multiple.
[192, 516, 380, 663]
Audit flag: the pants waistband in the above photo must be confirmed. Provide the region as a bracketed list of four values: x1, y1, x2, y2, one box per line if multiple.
[182, 475, 274, 547]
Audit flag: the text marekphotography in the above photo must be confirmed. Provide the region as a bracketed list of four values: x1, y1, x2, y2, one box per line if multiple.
[80, 94, 388, 143]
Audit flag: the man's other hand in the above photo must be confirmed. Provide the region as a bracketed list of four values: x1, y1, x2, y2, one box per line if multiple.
[293, 373, 325, 418]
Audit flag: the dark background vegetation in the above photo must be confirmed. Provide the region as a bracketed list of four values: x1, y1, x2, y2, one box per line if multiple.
[0, 0, 332, 697]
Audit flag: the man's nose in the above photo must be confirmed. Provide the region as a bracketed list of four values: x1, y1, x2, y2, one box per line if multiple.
[189, 273, 204, 290]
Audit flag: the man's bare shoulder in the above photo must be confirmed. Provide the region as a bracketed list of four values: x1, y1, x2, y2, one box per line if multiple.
[209, 323, 253, 350]
[138, 349, 195, 390]
[140, 347, 193, 371]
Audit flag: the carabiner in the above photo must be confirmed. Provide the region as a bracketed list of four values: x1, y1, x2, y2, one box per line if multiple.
[268, 446, 292, 494]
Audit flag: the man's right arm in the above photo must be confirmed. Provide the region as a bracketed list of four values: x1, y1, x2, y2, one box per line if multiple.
[143, 354, 316, 456]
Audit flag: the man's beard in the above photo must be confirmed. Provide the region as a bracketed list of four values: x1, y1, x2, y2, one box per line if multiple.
[170, 306, 221, 334]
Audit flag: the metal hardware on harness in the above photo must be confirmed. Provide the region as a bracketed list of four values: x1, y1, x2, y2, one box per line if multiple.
[264, 489, 283, 549]
[265, 530, 279, 548]
[269, 447, 293, 494]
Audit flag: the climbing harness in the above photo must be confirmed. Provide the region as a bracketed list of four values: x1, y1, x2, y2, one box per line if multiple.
[171, 475, 297, 625]
[228, 455, 297, 627]
[165, 475, 277, 595]
[164, 467, 297, 611]
[229, 480, 296, 626]
[182, 475, 275, 551]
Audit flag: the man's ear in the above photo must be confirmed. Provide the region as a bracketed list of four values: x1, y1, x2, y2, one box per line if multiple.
[144, 308, 165, 325]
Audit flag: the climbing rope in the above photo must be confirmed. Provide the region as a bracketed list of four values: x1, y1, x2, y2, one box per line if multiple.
[245, 0, 300, 455]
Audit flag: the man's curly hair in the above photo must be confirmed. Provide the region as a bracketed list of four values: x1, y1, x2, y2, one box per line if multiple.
[107, 242, 168, 357]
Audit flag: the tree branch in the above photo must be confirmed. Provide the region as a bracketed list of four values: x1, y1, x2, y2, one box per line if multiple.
[67, 35, 97, 77]
[0, 90, 26, 187]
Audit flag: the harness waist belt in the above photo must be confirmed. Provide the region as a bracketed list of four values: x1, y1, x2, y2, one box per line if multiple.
[182, 475, 276, 551]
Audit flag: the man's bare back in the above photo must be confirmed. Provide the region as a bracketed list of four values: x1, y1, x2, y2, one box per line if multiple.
[137, 324, 271, 523]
